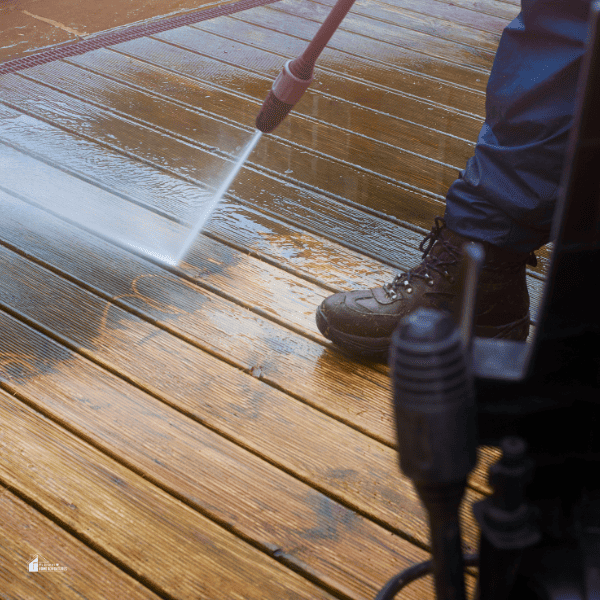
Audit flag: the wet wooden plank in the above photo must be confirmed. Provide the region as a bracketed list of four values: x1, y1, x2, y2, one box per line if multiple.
[0, 317, 438, 600]
[405, 0, 520, 21]
[74, 42, 477, 168]
[231, 5, 491, 89]
[18, 60, 462, 200]
[268, 0, 497, 71]
[0, 392, 337, 600]
[0, 484, 162, 600]
[0, 74, 460, 272]
[198, 14, 488, 114]
[0, 104, 401, 295]
[0, 197, 485, 541]
[154, 21, 485, 139]
[318, 0, 511, 40]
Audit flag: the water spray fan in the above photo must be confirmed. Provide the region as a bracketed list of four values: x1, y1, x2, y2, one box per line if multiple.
[256, 0, 357, 133]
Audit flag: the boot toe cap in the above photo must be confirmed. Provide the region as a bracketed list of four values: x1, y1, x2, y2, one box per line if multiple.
[316, 289, 405, 339]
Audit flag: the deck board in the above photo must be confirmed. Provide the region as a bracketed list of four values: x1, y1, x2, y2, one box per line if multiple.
[1, 0, 545, 597]
[0, 248, 467, 598]
[0, 392, 337, 600]
[0, 485, 162, 599]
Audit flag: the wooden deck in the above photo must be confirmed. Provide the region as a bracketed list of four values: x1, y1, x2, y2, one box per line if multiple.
[0, 0, 548, 598]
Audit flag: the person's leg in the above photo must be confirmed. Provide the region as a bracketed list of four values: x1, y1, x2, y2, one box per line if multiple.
[445, 0, 591, 253]
[316, 0, 591, 358]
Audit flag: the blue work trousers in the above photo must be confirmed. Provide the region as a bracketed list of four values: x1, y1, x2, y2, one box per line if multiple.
[444, 0, 593, 253]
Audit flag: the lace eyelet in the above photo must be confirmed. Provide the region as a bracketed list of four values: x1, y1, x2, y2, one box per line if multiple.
[406, 287, 413, 294]
[427, 279, 434, 286]
[448, 276, 455, 284]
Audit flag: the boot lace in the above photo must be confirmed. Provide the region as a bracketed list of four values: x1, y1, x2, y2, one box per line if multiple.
[383, 217, 461, 300]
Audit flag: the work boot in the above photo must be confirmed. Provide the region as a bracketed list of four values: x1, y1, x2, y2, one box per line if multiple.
[316, 216, 536, 358]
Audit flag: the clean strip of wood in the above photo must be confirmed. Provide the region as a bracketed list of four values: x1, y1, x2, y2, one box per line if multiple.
[0, 485, 163, 600]
[317, 0, 509, 39]
[0, 73, 460, 272]
[71, 44, 477, 169]
[0, 393, 337, 600]
[0, 212, 483, 552]
[230, 6, 490, 89]
[0, 104, 403, 295]
[0, 142, 328, 341]
[18, 60, 462, 199]
[385, 0, 520, 21]
[267, 0, 497, 71]
[167, 21, 486, 125]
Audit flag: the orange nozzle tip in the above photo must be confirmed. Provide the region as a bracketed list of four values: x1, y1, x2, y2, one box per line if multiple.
[255, 90, 294, 133]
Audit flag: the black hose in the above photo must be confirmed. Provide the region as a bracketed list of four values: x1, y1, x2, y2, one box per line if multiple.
[374, 553, 479, 600]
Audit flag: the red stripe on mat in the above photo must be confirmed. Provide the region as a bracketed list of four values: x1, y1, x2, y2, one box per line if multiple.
[0, 0, 280, 75]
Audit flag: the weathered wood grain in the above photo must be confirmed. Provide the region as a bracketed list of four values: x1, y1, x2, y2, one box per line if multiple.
[0, 229, 483, 553]
[0, 324, 438, 600]
[0, 484, 162, 600]
[0, 392, 337, 600]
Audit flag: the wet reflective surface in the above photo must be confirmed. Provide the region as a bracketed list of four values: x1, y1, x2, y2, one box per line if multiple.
[0, 1, 545, 598]
[0, 0, 238, 61]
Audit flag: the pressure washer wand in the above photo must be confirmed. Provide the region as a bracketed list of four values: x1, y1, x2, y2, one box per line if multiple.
[255, 0, 356, 133]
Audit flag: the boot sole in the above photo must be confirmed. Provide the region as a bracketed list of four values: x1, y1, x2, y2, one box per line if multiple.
[316, 306, 530, 360]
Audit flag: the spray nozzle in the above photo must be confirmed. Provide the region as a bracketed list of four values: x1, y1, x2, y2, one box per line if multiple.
[255, 60, 313, 133]
[254, 0, 356, 134]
